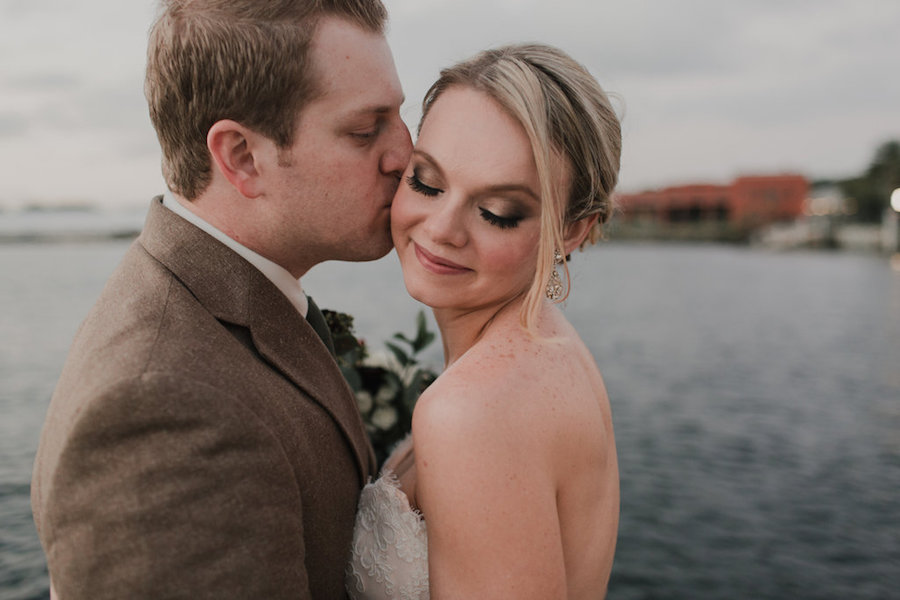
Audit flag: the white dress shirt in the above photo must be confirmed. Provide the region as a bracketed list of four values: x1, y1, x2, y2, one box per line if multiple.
[162, 191, 309, 317]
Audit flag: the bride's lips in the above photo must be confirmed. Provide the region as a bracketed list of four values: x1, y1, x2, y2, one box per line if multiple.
[413, 242, 471, 275]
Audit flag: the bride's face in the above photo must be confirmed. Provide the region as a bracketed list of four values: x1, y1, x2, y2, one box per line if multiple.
[391, 86, 542, 312]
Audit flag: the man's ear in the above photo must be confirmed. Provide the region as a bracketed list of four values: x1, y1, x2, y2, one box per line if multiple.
[207, 120, 266, 199]
[562, 214, 600, 255]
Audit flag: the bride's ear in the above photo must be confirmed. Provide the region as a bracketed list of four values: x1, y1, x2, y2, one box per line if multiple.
[562, 214, 600, 256]
[207, 119, 266, 199]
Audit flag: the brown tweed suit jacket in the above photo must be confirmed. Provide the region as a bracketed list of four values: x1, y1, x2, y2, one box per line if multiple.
[31, 197, 376, 599]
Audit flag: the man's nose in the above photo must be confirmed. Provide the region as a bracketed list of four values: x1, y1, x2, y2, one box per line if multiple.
[380, 119, 413, 178]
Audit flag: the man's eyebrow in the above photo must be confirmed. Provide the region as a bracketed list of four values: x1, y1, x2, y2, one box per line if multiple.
[349, 97, 406, 117]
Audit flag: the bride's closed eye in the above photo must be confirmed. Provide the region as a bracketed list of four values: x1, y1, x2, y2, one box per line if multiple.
[479, 207, 522, 229]
[408, 169, 525, 230]
[407, 170, 443, 197]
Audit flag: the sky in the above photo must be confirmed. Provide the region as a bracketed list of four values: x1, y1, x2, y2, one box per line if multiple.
[1, 0, 898, 210]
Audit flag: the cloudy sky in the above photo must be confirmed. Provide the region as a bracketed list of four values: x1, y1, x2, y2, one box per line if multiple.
[1, 0, 898, 209]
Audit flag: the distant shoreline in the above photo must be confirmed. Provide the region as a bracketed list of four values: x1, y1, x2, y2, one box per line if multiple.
[0, 230, 140, 244]
[0, 207, 146, 244]
[0, 209, 890, 253]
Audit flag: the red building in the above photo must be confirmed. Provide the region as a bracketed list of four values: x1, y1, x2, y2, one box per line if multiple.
[616, 174, 808, 227]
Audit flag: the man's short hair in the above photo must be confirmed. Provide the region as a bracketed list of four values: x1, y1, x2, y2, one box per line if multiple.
[145, 0, 387, 199]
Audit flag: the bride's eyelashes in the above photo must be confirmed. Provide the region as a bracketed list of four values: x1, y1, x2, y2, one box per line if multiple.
[479, 207, 522, 229]
[407, 170, 442, 197]
[408, 168, 525, 230]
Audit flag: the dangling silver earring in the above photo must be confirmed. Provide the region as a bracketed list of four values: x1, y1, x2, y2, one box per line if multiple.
[545, 249, 564, 300]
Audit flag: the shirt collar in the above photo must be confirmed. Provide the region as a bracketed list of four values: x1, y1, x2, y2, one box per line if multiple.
[161, 191, 309, 317]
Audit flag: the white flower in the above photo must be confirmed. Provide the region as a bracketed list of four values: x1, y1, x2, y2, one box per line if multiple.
[375, 380, 399, 406]
[371, 406, 398, 431]
[355, 390, 373, 413]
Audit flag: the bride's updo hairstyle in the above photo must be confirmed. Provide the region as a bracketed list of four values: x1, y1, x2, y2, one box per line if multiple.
[419, 44, 622, 331]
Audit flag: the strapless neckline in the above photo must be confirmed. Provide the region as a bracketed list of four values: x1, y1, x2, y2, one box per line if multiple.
[346, 472, 429, 599]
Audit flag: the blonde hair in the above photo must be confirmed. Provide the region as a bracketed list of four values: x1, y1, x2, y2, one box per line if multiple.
[145, 0, 387, 199]
[420, 44, 622, 330]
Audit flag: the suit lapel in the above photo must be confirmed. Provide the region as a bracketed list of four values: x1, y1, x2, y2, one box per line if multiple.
[243, 268, 376, 482]
[138, 197, 376, 483]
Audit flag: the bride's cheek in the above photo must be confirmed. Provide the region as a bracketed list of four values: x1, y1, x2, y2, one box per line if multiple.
[390, 191, 408, 222]
[391, 194, 419, 236]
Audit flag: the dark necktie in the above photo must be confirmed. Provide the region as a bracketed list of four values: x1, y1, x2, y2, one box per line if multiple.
[305, 296, 336, 356]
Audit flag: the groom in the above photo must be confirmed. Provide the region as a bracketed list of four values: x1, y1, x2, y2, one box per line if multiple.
[30, 1, 411, 598]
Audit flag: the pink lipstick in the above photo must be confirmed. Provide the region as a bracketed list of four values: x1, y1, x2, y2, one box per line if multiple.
[414, 243, 470, 275]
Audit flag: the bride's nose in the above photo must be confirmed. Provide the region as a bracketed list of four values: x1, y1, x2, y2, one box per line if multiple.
[423, 199, 468, 248]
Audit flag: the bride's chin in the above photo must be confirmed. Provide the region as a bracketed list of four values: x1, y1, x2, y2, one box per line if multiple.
[400, 279, 458, 311]
[402, 284, 441, 309]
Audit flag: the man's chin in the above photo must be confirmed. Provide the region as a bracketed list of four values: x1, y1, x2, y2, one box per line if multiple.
[339, 237, 394, 263]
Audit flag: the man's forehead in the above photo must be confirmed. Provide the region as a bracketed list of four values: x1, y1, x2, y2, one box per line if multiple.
[306, 22, 403, 113]
[311, 64, 405, 114]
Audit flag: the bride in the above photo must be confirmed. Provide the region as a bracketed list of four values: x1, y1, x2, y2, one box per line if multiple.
[347, 43, 622, 599]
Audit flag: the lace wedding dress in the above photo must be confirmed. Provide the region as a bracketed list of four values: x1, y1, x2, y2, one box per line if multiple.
[345, 471, 429, 599]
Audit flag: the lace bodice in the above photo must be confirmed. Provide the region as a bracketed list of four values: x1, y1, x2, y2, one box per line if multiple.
[346, 472, 429, 599]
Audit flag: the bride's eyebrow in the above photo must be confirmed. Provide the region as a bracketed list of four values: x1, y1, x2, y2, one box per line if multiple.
[411, 149, 445, 177]
[479, 184, 540, 203]
[413, 149, 539, 203]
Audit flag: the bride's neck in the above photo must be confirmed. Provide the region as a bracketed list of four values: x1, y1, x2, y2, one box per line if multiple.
[432, 296, 524, 368]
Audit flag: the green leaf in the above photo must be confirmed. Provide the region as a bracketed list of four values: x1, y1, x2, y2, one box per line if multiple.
[393, 332, 414, 347]
[415, 331, 436, 354]
[384, 341, 410, 366]
[403, 373, 422, 409]
[404, 367, 437, 409]
[412, 311, 436, 353]
[339, 364, 362, 391]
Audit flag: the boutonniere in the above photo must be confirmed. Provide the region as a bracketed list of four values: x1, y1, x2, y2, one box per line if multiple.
[323, 309, 438, 468]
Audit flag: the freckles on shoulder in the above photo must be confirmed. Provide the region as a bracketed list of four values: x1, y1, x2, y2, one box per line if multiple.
[413, 347, 557, 447]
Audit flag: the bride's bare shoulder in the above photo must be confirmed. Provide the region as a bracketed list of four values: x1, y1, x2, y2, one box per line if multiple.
[410, 341, 558, 508]
[418, 329, 550, 410]
[416, 308, 611, 472]
[412, 315, 593, 456]
[413, 345, 527, 446]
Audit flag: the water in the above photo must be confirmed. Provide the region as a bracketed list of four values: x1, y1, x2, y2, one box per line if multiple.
[1, 236, 898, 599]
